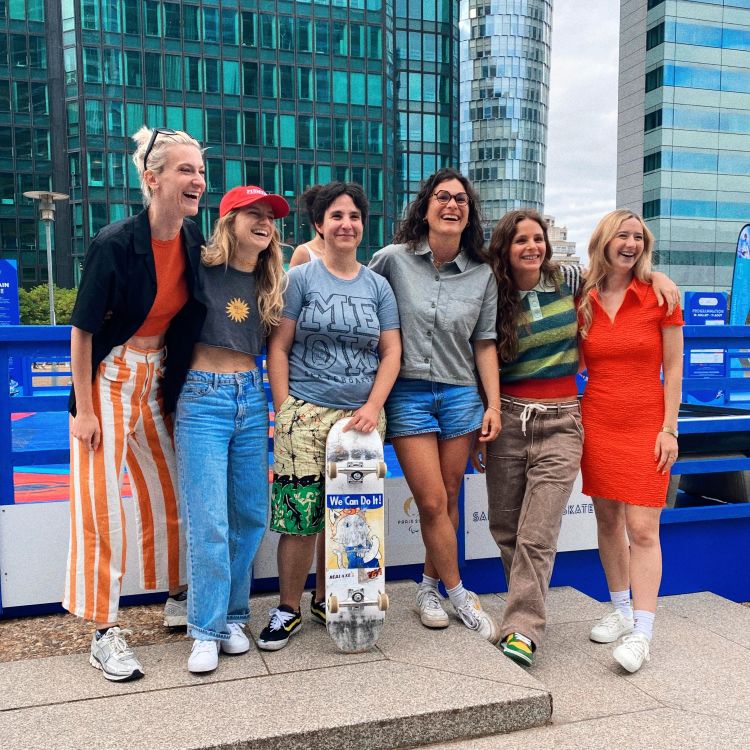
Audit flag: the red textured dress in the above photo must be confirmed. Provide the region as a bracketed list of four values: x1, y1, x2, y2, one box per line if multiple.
[580, 278, 684, 506]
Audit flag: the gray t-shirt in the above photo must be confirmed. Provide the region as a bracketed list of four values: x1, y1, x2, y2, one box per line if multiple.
[196, 263, 264, 356]
[369, 241, 497, 386]
[283, 261, 400, 410]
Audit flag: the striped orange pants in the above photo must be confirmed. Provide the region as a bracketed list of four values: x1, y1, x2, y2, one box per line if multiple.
[63, 345, 185, 623]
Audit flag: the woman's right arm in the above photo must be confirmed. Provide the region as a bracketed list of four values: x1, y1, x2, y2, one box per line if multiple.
[70, 326, 101, 451]
[266, 317, 296, 412]
[288, 245, 310, 268]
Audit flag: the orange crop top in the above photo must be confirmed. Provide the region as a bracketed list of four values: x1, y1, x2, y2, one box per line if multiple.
[134, 234, 189, 337]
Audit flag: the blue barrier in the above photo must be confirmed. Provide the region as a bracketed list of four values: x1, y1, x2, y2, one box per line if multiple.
[1, 325, 750, 617]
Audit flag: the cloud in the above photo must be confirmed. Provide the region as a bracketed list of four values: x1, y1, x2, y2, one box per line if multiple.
[545, 0, 621, 260]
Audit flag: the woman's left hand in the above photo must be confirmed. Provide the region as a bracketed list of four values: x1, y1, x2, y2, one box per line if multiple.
[344, 403, 380, 433]
[477, 407, 501, 443]
[654, 431, 678, 474]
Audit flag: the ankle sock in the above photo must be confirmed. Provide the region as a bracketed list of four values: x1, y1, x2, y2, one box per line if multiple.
[95, 627, 113, 640]
[445, 581, 468, 609]
[610, 589, 633, 620]
[633, 609, 655, 640]
[170, 590, 187, 602]
[420, 574, 440, 590]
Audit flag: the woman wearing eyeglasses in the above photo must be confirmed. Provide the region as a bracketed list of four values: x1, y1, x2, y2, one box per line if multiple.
[64, 126, 206, 682]
[369, 168, 501, 642]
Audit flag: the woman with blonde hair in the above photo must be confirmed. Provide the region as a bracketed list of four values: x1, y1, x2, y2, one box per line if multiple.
[65, 126, 206, 681]
[175, 185, 289, 673]
[580, 210, 683, 673]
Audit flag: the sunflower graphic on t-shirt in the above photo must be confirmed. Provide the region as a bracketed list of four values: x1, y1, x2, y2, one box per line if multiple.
[226, 297, 250, 323]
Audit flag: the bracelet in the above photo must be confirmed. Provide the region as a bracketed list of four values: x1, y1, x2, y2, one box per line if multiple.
[487, 405, 501, 414]
[661, 426, 678, 438]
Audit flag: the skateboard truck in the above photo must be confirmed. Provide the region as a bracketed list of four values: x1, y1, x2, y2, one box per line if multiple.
[328, 588, 389, 613]
[326, 461, 387, 481]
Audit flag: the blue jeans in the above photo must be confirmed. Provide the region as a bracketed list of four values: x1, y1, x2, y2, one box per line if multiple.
[175, 369, 269, 641]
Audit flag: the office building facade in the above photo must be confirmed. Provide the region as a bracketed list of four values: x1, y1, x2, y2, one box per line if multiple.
[1, 0, 459, 288]
[618, 0, 750, 291]
[459, 0, 552, 229]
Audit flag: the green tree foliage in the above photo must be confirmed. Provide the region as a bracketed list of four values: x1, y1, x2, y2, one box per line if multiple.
[18, 284, 78, 325]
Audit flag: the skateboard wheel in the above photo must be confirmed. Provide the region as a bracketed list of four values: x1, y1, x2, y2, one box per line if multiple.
[328, 594, 339, 613]
[377, 592, 389, 611]
[327, 462, 338, 479]
[376, 461, 387, 479]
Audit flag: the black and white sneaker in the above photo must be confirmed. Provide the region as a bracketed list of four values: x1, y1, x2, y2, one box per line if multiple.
[256, 605, 302, 651]
[310, 590, 326, 625]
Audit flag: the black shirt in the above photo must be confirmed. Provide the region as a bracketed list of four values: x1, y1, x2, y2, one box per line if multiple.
[69, 209, 206, 416]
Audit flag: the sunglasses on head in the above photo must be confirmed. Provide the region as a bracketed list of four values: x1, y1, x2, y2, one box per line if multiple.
[143, 128, 177, 170]
[432, 190, 470, 206]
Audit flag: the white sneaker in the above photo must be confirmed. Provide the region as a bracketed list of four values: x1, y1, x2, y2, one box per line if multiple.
[590, 610, 634, 643]
[90, 627, 144, 682]
[416, 585, 449, 628]
[163, 592, 188, 627]
[221, 623, 250, 655]
[453, 591, 500, 643]
[188, 639, 219, 673]
[613, 632, 650, 673]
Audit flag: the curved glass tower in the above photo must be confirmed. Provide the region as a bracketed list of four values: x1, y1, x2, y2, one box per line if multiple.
[459, 0, 552, 228]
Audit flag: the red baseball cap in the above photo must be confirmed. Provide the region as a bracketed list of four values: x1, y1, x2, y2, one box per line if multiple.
[219, 185, 290, 218]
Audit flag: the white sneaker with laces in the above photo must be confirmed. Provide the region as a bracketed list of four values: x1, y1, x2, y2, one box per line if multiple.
[453, 591, 500, 643]
[188, 639, 220, 673]
[612, 632, 650, 673]
[416, 585, 449, 628]
[590, 610, 634, 643]
[90, 627, 144, 682]
[221, 623, 250, 655]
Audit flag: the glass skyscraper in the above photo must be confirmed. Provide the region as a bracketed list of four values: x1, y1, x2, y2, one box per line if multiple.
[1, 0, 459, 288]
[617, 0, 750, 292]
[458, 0, 552, 229]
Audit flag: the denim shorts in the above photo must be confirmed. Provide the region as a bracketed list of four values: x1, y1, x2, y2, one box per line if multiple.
[384, 377, 485, 440]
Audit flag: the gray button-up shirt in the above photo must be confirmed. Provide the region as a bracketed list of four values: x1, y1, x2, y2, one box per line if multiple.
[369, 241, 497, 386]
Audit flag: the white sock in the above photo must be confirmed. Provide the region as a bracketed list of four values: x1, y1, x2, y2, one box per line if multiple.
[633, 610, 655, 641]
[610, 589, 633, 620]
[446, 582, 468, 609]
[420, 574, 440, 590]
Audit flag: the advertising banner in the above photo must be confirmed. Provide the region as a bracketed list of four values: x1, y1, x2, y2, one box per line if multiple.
[729, 224, 750, 325]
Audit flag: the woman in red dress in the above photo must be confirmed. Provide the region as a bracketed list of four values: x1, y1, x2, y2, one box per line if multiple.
[579, 210, 683, 673]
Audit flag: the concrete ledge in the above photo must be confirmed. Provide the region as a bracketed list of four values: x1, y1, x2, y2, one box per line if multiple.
[0, 582, 551, 750]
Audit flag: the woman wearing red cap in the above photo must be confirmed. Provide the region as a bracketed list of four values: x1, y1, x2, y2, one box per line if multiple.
[174, 185, 288, 674]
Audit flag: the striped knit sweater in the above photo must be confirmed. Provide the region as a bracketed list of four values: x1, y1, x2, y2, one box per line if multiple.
[501, 264, 582, 384]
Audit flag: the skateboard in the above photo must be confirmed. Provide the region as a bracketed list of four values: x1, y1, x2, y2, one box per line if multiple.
[324, 417, 388, 653]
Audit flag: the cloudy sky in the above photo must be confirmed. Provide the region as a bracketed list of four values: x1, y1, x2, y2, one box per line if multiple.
[545, 0, 621, 261]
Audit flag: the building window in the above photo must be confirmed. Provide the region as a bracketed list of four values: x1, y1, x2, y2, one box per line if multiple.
[644, 108, 662, 132]
[643, 151, 661, 173]
[646, 22, 664, 50]
[645, 66, 663, 92]
[642, 199, 660, 219]
[183, 5, 200, 41]
[647, 0, 664, 9]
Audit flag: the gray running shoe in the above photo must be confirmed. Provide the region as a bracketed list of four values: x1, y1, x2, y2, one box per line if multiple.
[163, 592, 187, 627]
[416, 584, 449, 628]
[90, 627, 144, 682]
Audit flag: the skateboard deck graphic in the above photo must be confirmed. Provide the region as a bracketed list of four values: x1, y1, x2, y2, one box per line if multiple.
[324, 418, 388, 653]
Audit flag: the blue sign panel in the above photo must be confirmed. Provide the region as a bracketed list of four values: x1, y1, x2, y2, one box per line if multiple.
[684, 291, 727, 326]
[0, 260, 19, 326]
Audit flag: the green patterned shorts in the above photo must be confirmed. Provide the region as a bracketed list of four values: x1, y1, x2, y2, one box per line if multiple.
[270, 396, 386, 536]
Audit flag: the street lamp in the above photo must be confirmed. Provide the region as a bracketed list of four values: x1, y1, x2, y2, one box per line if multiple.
[22, 190, 69, 325]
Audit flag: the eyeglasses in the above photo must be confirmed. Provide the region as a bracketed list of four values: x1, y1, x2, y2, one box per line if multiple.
[432, 190, 470, 206]
[143, 128, 177, 170]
